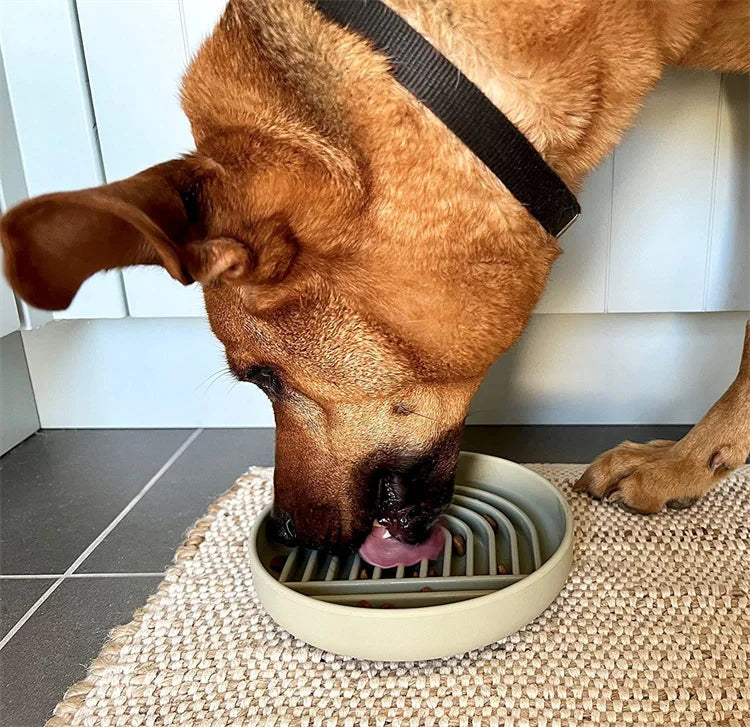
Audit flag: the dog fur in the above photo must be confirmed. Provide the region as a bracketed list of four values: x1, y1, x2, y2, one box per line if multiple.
[1, 0, 748, 547]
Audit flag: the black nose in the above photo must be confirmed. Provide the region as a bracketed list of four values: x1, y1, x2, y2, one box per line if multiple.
[376, 471, 407, 514]
[266, 506, 297, 546]
[373, 466, 453, 544]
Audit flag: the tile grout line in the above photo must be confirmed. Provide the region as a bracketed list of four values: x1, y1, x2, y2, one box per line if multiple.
[0, 573, 166, 580]
[0, 428, 204, 651]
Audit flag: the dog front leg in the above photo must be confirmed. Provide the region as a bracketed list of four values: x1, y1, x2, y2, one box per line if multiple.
[574, 321, 750, 513]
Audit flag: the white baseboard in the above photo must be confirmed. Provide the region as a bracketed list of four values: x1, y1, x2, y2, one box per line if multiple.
[21, 312, 749, 428]
[468, 311, 749, 425]
[22, 317, 273, 428]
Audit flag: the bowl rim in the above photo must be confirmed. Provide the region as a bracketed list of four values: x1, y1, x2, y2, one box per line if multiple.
[248, 452, 574, 618]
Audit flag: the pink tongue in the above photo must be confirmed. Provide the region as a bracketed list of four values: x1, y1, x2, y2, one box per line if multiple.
[359, 523, 445, 568]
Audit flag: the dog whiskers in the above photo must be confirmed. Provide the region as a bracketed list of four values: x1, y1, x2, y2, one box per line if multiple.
[196, 366, 233, 393]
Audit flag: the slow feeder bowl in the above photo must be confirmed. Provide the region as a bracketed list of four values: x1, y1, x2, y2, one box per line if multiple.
[248, 452, 573, 661]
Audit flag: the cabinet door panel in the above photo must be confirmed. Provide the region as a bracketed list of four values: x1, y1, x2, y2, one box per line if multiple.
[77, 0, 203, 317]
[608, 70, 721, 312]
[536, 157, 612, 313]
[181, 0, 228, 55]
[705, 74, 749, 312]
[1, 0, 126, 320]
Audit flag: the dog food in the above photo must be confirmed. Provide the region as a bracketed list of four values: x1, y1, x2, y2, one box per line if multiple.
[453, 534, 466, 557]
[497, 564, 508, 575]
[357, 600, 372, 608]
[359, 568, 369, 580]
[482, 514, 498, 532]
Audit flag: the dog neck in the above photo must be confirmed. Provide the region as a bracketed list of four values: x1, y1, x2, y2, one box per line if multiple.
[193, 0, 709, 189]
[379, 0, 697, 188]
[180, 0, 720, 371]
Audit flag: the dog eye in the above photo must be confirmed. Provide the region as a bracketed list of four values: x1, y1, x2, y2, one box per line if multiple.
[242, 365, 284, 398]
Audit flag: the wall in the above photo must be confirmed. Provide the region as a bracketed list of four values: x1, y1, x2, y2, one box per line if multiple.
[0, 48, 40, 453]
[0, 332, 39, 452]
[1, 1, 748, 428]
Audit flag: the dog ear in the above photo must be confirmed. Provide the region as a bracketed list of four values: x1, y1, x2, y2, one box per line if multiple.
[0, 159, 194, 310]
[0, 158, 284, 310]
[181, 216, 296, 289]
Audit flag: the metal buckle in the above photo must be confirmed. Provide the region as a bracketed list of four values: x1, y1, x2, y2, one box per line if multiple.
[556, 211, 580, 237]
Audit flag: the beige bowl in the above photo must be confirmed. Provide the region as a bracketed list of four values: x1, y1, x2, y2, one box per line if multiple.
[248, 452, 573, 661]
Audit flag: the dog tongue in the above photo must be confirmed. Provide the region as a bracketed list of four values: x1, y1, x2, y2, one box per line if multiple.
[359, 522, 445, 569]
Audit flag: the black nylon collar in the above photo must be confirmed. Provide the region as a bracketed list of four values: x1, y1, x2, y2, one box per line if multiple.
[315, 0, 580, 237]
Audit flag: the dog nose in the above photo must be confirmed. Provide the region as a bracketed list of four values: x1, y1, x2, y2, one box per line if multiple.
[373, 465, 452, 544]
[375, 470, 407, 514]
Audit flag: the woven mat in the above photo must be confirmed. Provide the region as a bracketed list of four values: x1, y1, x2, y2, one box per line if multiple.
[47, 464, 750, 727]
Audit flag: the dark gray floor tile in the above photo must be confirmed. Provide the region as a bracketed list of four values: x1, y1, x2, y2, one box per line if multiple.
[80, 429, 275, 573]
[461, 425, 692, 463]
[0, 579, 55, 641]
[0, 576, 161, 727]
[0, 429, 191, 574]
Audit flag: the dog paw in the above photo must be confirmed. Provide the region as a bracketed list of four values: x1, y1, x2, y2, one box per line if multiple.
[665, 495, 700, 510]
[572, 439, 705, 514]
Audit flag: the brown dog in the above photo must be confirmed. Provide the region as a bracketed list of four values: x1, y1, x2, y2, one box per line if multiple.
[1, 0, 748, 550]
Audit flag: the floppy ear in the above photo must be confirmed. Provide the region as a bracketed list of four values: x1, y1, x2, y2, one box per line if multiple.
[0, 158, 266, 310]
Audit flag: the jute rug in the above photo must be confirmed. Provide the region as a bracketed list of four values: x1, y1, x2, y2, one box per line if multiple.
[47, 465, 750, 727]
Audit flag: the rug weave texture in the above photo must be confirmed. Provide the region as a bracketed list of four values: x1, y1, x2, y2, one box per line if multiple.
[48, 464, 750, 727]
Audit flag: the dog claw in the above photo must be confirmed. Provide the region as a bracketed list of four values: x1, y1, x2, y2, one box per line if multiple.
[608, 489, 626, 505]
[572, 476, 589, 493]
[666, 496, 699, 510]
[617, 501, 648, 515]
[602, 483, 621, 500]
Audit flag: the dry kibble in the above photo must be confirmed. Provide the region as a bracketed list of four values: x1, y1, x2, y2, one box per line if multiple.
[427, 567, 438, 577]
[359, 568, 369, 580]
[357, 600, 372, 608]
[482, 514, 498, 532]
[497, 564, 508, 575]
[453, 534, 466, 557]
[420, 586, 433, 592]
[269, 555, 286, 572]
[380, 603, 394, 609]
[410, 569, 420, 577]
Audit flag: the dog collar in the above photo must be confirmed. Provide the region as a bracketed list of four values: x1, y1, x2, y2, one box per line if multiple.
[315, 0, 580, 237]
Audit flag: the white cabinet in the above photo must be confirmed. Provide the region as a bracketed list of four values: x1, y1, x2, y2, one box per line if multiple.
[77, 0, 202, 317]
[181, 0, 229, 53]
[607, 69, 721, 312]
[0, 177, 21, 337]
[2, 2, 747, 321]
[76, 0, 193, 183]
[76, 0, 228, 318]
[0, 55, 21, 338]
[705, 73, 750, 311]
[1, 0, 127, 320]
[536, 156, 613, 313]
[541, 69, 748, 315]
[0, 252, 20, 338]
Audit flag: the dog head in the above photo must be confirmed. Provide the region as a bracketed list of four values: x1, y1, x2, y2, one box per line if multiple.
[0, 2, 558, 550]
